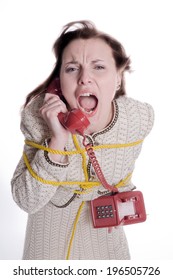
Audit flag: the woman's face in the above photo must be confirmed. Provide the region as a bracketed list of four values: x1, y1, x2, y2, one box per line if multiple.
[59, 38, 121, 134]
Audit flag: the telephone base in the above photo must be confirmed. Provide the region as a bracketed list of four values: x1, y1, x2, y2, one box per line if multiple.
[90, 191, 146, 228]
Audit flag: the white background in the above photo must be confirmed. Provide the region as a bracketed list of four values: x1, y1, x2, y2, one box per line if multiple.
[0, 0, 173, 261]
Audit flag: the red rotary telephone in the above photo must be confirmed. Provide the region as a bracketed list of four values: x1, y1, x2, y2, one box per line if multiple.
[47, 78, 147, 228]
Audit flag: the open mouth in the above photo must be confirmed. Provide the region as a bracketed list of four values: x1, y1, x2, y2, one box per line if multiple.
[77, 93, 98, 115]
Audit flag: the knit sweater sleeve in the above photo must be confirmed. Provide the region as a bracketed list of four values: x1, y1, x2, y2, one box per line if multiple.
[11, 96, 73, 214]
[138, 100, 155, 139]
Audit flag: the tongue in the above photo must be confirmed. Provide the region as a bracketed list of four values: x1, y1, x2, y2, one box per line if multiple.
[79, 96, 97, 111]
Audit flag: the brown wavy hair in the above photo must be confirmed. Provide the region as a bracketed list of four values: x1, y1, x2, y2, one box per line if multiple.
[24, 20, 131, 107]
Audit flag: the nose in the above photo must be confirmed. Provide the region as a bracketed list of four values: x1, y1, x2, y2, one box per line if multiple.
[78, 68, 92, 85]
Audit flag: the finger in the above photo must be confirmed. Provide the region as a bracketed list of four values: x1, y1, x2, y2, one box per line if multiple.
[44, 93, 61, 105]
[40, 95, 61, 111]
[45, 101, 66, 113]
[40, 99, 67, 117]
[45, 92, 59, 99]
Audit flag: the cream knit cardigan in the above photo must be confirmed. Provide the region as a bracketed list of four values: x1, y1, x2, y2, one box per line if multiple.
[11, 95, 154, 260]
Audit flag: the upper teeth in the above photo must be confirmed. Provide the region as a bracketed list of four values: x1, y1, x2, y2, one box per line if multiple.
[80, 93, 93, 97]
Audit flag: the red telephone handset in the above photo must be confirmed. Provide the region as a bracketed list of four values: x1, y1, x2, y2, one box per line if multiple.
[58, 109, 90, 135]
[47, 78, 90, 135]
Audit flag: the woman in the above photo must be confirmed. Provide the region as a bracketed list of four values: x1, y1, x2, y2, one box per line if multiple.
[11, 20, 154, 259]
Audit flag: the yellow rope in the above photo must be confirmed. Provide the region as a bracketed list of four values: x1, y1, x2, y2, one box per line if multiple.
[66, 201, 85, 260]
[25, 139, 143, 155]
[114, 172, 132, 188]
[25, 140, 78, 155]
[72, 135, 89, 181]
[23, 152, 132, 190]
[23, 152, 100, 188]
[94, 139, 143, 149]
[23, 136, 142, 259]
[65, 135, 89, 260]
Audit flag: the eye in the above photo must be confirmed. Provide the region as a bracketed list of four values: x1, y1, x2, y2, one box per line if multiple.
[65, 67, 79, 73]
[94, 65, 105, 70]
[65, 64, 80, 73]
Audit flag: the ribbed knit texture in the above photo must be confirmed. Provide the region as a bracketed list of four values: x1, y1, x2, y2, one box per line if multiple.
[11, 95, 154, 259]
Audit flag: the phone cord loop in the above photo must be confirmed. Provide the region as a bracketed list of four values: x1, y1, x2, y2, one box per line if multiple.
[83, 136, 118, 193]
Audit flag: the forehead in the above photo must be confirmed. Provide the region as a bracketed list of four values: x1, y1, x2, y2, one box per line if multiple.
[62, 38, 114, 61]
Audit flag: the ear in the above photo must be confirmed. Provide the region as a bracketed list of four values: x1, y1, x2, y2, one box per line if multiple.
[116, 71, 122, 90]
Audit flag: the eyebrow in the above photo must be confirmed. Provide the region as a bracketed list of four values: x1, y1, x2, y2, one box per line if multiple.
[65, 60, 79, 66]
[64, 59, 105, 66]
[92, 59, 104, 63]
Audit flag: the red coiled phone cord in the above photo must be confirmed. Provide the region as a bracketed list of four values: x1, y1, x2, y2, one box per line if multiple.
[83, 136, 118, 193]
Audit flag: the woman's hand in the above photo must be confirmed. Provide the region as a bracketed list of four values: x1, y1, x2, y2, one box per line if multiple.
[40, 93, 69, 162]
[40, 93, 69, 137]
